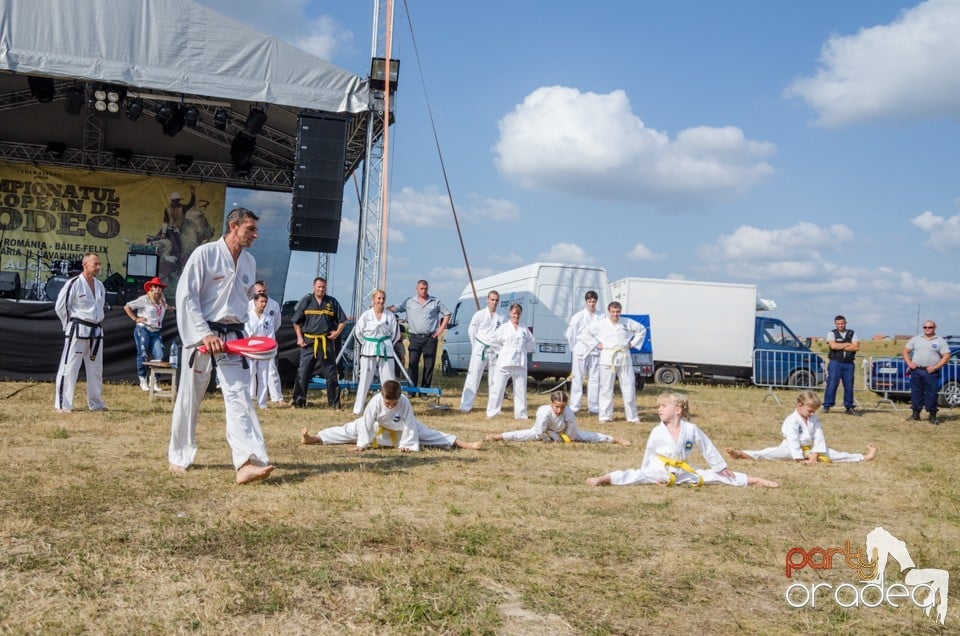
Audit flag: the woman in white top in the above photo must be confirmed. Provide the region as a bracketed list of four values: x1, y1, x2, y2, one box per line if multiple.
[352, 289, 401, 415]
[486, 303, 536, 419]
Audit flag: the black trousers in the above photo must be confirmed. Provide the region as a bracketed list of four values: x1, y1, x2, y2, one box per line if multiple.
[407, 333, 438, 387]
[293, 344, 340, 407]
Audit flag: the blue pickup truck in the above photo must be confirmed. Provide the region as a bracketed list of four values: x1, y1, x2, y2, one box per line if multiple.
[868, 337, 960, 407]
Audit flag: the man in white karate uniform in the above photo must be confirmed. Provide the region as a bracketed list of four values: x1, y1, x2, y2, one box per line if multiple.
[580, 301, 645, 423]
[54, 253, 108, 413]
[168, 208, 274, 485]
[565, 290, 603, 413]
[459, 290, 505, 413]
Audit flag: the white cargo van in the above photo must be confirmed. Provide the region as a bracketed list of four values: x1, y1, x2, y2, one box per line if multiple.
[442, 263, 653, 385]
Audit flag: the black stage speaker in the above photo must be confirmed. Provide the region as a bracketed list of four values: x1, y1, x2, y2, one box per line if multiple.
[289, 114, 348, 253]
[0, 272, 21, 299]
[0, 272, 20, 298]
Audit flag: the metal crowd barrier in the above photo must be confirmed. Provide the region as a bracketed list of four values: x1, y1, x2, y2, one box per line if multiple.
[865, 355, 960, 411]
[751, 348, 827, 406]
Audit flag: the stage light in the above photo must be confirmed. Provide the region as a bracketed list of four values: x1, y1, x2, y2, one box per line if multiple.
[125, 99, 143, 121]
[45, 142, 66, 159]
[113, 148, 132, 165]
[27, 76, 55, 103]
[183, 105, 200, 128]
[64, 84, 85, 115]
[370, 57, 400, 92]
[213, 108, 230, 130]
[156, 104, 185, 137]
[243, 107, 267, 136]
[92, 84, 125, 114]
[230, 133, 256, 171]
[174, 154, 194, 171]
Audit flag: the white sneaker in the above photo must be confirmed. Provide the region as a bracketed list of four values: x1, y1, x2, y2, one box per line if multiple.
[151, 377, 160, 392]
[139, 376, 150, 391]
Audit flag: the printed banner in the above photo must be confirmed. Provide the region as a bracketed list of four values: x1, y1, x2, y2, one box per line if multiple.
[0, 161, 225, 299]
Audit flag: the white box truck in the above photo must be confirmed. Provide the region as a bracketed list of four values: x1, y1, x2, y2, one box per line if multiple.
[609, 277, 824, 386]
[442, 263, 653, 386]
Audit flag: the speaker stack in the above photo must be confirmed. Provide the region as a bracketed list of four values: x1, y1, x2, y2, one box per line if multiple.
[0, 272, 21, 299]
[289, 114, 348, 254]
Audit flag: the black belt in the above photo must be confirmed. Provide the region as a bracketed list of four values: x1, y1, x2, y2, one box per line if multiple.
[67, 317, 104, 360]
[188, 321, 248, 369]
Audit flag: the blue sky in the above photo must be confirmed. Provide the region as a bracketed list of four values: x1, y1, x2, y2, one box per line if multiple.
[198, 0, 960, 339]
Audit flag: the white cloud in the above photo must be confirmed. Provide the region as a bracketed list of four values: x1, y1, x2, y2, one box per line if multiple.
[494, 86, 775, 204]
[627, 243, 664, 261]
[911, 210, 960, 250]
[709, 222, 854, 262]
[536, 242, 595, 264]
[391, 186, 519, 228]
[785, 0, 960, 126]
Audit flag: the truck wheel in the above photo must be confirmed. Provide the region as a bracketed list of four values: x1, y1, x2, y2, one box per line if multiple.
[938, 380, 960, 408]
[787, 369, 815, 388]
[654, 366, 681, 385]
[441, 352, 456, 377]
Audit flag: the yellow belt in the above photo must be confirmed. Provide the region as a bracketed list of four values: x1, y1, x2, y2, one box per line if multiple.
[801, 445, 831, 463]
[372, 427, 399, 449]
[305, 333, 329, 359]
[657, 454, 704, 487]
[557, 430, 572, 444]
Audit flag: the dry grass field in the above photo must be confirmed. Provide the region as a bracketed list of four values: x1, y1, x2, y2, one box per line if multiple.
[1, 346, 957, 634]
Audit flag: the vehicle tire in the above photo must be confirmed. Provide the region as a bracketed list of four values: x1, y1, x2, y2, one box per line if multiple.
[787, 369, 815, 388]
[654, 366, 681, 385]
[635, 375, 646, 391]
[441, 352, 456, 377]
[938, 380, 960, 408]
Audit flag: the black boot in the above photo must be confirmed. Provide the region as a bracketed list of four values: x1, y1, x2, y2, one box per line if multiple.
[907, 409, 921, 421]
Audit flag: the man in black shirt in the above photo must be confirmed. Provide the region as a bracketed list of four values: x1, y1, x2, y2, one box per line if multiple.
[292, 277, 347, 408]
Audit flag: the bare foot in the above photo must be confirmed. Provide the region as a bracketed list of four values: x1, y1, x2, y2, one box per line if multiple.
[726, 447, 751, 460]
[484, 434, 502, 442]
[614, 438, 631, 446]
[300, 427, 323, 445]
[456, 439, 483, 450]
[236, 463, 275, 485]
[864, 444, 877, 461]
[749, 476, 779, 488]
[168, 463, 187, 475]
[586, 475, 611, 487]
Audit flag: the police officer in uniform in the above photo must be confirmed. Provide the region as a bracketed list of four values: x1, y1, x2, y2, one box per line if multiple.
[823, 315, 859, 415]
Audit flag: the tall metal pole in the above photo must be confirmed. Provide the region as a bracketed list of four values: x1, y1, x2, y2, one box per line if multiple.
[351, 0, 395, 322]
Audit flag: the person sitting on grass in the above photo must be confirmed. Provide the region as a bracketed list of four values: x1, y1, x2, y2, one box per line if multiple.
[300, 380, 482, 452]
[586, 391, 779, 488]
[726, 390, 876, 464]
[486, 390, 630, 446]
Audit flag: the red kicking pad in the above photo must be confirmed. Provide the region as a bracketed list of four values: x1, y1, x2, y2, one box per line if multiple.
[198, 336, 278, 360]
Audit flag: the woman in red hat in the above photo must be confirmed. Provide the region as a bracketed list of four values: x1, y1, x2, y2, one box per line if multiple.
[123, 277, 175, 391]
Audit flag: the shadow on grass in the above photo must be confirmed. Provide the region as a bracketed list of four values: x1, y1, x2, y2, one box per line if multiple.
[273, 452, 482, 484]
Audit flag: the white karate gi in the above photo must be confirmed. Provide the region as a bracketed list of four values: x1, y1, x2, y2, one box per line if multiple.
[460, 307, 506, 412]
[353, 308, 401, 414]
[314, 394, 456, 450]
[168, 238, 269, 471]
[608, 419, 748, 487]
[742, 409, 864, 462]
[565, 308, 603, 413]
[501, 404, 614, 443]
[54, 274, 107, 412]
[485, 321, 536, 419]
[581, 317, 646, 422]
[247, 296, 284, 402]
[245, 308, 277, 409]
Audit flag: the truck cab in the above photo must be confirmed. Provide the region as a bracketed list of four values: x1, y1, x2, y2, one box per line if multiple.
[752, 316, 825, 387]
